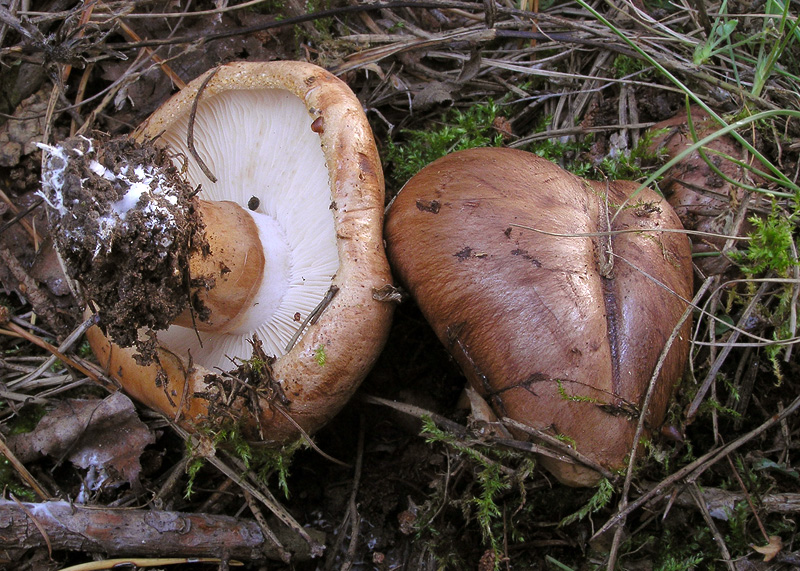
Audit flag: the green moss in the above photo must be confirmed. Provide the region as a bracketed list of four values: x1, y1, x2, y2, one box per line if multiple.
[0, 458, 36, 501]
[184, 418, 301, 500]
[314, 344, 327, 367]
[7, 404, 46, 435]
[419, 416, 536, 568]
[184, 455, 205, 499]
[384, 101, 505, 187]
[612, 54, 653, 78]
[733, 209, 797, 275]
[559, 478, 614, 527]
[524, 118, 594, 178]
[555, 379, 602, 404]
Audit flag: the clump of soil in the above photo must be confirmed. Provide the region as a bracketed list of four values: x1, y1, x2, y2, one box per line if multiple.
[198, 335, 286, 440]
[38, 134, 207, 361]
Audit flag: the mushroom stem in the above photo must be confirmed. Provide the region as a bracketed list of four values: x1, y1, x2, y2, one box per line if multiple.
[172, 200, 265, 333]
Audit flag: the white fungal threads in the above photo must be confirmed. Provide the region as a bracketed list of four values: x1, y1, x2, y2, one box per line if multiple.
[36, 143, 71, 217]
[38, 141, 183, 258]
[92, 161, 179, 251]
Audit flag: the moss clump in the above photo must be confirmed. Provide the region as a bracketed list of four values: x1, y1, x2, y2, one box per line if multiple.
[384, 101, 505, 188]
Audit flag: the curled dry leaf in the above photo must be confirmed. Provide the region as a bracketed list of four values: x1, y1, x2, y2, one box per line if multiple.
[645, 106, 765, 276]
[7, 391, 154, 490]
[0, 88, 50, 168]
[751, 535, 783, 562]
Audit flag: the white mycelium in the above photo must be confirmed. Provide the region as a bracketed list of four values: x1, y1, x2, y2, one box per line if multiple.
[37, 142, 73, 217]
[38, 141, 183, 259]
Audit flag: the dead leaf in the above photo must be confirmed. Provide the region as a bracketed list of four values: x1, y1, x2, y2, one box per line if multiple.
[751, 535, 783, 562]
[30, 237, 72, 297]
[412, 81, 456, 110]
[456, 49, 482, 83]
[0, 88, 49, 167]
[465, 386, 497, 425]
[492, 116, 514, 140]
[8, 391, 155, 490]
[464, 386, 512, 438]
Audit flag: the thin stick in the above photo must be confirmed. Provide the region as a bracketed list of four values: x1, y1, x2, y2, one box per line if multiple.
[0, 435, 49, 499]
[115, 18, 187, 89]
[11, 495, 52, 556]
[6, 322, 100, 382]
[69, 63, 94, 137]
[106, 2, 484, 50]
[784, 239, 799, 362]
[685, 280, 770, 423]
[613, 255, 783, 347]
[360, 394, 515, 475]
[244, 490, 290, 563]
[726, 455, 770, 543]
[284, 285, 339, 353]
[592, 393, 800, 540]
[0, 245, 67, 334]
[210, 367, 349, 467]
[0, 193, 40, 242]
[340, 417, 366, 571]
[84, 0, 273, 19]
[187, 67, 220, 183]
[500, 417, 614, 480]
[0, 498, 293, 561]
[271, 404, 350, 467]
[169, 422, 323, 557]
[510, 221, 750, 242]
[10, 314, 98, 389]
[59, 558, 242, 571]
[688, 483, 735, 570]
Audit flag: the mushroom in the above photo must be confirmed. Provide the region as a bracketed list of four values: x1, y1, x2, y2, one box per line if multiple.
[384, 147, 693, 486]
[645, 106, 764, 275]
[40, 61, 394, 443]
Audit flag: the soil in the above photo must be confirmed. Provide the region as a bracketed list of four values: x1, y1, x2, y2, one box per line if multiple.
[40, 134, 207, 359]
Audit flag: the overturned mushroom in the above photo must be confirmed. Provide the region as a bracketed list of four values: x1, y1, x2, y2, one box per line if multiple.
[385, 147, 693, 486]
[40, 61, 393, 443]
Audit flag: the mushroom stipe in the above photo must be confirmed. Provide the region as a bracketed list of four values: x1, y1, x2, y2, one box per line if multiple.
[385, 147, 694, 487]
[41, 61, 394, 445]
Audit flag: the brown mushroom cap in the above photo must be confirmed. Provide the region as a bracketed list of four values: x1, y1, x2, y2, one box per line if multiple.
[385, 147, 693, 486]
[85, 61, 394, 442]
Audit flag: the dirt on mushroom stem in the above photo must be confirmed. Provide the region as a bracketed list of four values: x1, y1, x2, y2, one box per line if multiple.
[38, 133, 209, 363]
